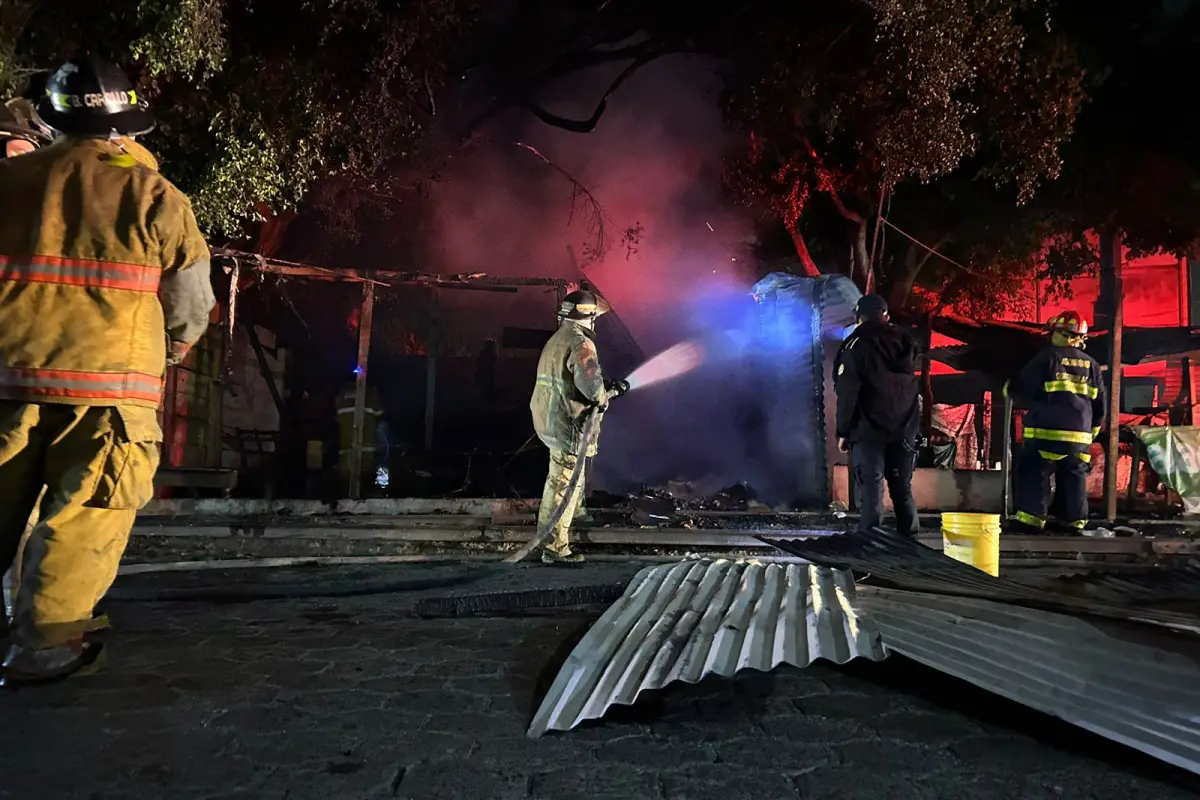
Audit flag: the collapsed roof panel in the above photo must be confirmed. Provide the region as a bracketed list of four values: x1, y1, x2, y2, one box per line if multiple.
[857, 587, 1200, 776]
[527, 559, 887, 738]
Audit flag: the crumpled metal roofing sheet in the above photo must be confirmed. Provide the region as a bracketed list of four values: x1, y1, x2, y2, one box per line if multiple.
[1049, 566, 1200, 606]
[527, 559, 887, 738]
[857, 587, 1200, 775]
[766, 528, 1200, 634]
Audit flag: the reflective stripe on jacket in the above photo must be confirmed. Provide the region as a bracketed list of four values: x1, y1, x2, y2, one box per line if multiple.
[1009, 344, 1106, 444]
[0, 138, 214, 409]
[530, 321, 609, 455]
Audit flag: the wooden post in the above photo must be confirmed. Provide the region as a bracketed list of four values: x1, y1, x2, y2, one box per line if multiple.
[1183, 356, 1194, 425]
[919, 313, 934, 437]
[1101, 229, 1124, 521]
[423, 288, 438, 453]
[348, 280, 375, 500]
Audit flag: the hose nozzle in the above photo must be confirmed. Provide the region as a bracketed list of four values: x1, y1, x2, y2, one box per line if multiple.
[605, 378, 630, 398]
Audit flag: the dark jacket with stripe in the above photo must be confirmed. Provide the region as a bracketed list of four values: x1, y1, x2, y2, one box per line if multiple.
[1010, 344, 1106, 443]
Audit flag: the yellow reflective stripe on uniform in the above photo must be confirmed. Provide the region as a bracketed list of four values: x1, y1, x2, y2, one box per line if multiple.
[337, 407, 383, 415]
[536, 375, 576, 390]
[1001, 379, 1010, 398]
[1024, 427, 1094, 445]
[1013, 510, 1045, 528]
[1091, 426, 1101, 439]
[1037, 450, 1066, 461]
[1076, 451, 1091, 463]
[1043, 380, 1098, 398]
[1063, 519, 1087, 529]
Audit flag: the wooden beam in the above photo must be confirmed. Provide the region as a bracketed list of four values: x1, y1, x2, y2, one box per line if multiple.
[348, 281, 376, 500]
[243, 322, 285, 416]
[232, 260, 560, 288]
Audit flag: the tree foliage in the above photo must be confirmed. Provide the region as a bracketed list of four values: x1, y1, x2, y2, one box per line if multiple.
[721, 0, 1085, 301]
[1, 0, 475, 239]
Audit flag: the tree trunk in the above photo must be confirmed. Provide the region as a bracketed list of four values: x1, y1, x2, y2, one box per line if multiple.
[887, 245, 921, 310]
[787, 224, 821, 277]
[852, 219, 870, 291]
[885, 235, 948, 311]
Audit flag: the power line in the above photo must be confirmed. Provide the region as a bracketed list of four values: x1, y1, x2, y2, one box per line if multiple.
[879, 217, 986, 278]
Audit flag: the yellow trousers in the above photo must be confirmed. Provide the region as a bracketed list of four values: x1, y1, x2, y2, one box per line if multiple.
[0, 402, 160, 649]
[538, 449, 586, 556]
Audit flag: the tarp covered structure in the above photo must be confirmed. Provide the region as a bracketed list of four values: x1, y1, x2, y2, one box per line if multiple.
[750, 273, 860, 507]
[1133, 426, 1200, 514]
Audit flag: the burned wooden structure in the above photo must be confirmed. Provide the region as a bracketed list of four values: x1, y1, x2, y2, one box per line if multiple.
[159, 250, 642, 501]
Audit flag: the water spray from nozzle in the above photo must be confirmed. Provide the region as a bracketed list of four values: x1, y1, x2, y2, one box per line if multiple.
[623, 340, 707, 392]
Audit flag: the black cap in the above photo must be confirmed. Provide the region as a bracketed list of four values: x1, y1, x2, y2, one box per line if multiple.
[854, 294, 889, 318]
[36, 55, 154, 139]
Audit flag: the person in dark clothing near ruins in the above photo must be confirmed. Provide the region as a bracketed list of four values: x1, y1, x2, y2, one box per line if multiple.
[834, 294, 922, 538]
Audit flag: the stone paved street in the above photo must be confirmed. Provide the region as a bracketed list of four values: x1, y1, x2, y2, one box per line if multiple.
[2, 563, 1198, 799]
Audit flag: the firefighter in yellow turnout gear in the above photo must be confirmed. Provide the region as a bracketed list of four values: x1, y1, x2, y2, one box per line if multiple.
[530, 290, 627, 564]
[0, 84, 55, 639]
[1006, 311, 1106, 534]
[0, 56, 215, 683]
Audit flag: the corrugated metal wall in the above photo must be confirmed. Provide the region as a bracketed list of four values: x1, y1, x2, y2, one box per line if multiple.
[751, 273, 861, 508]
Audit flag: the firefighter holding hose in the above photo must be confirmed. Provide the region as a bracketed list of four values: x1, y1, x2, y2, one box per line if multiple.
[0, 55, 215, 684]
[530, 290, 627, 564]
[1005, 311, 1106, 534]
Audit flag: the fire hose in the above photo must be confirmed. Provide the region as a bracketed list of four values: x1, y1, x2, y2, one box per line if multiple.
[503, 408, 602, 564]
[102, 388, 625, 605]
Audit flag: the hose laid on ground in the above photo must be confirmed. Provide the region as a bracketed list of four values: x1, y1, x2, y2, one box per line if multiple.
[104, 563, 492, 603]
[104, 405, 605, 602]
[503, 409, 601, 564]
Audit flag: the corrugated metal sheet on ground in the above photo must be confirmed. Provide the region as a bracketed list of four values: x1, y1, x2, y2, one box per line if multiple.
[527, 559, 887, 738]
[765, 528, 1200, 634]
[858, 587, 1200, 776]
[1048, 566, 1200, 606]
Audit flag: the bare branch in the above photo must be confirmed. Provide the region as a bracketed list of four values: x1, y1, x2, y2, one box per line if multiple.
[525, 51, 662, 134]
[458, 38, 676, 140]
[422, 69, 436, 116]
[512, 141, 607, 263]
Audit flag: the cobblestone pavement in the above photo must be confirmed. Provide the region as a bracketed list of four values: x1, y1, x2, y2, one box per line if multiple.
[2, 563, 1199, 800]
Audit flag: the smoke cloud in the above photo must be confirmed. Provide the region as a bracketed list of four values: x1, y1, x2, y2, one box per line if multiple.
[427, 55, 793, 496]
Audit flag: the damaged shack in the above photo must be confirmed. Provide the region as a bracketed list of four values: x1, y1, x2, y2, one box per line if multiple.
[155, 251, 642, 501]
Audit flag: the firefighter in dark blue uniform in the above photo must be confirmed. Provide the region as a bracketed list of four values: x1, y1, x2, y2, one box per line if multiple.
[1006, 311, 1107, 533]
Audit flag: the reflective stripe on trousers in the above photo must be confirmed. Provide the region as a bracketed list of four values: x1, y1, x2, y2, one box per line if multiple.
[1011, 442, 1089, 528]
[0, 402, 159, 648]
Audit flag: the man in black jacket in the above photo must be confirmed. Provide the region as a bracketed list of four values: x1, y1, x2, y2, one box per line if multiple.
[835, 295, 922, 537]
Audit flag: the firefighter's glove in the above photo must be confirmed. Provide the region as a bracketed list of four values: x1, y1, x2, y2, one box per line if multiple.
[605, 378, 630, 398]
[165, 340, 191, 367]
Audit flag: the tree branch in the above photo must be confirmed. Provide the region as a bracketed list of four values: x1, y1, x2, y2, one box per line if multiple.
[524, 51, 662, 133]
[787, 224, 821, 276]
[458, 38, 679, 140]
[796, 128, 865, 224]
[511, 141, 607, 264]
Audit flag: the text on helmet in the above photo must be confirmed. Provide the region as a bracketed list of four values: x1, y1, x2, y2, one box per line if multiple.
[50, 90, 137, 110]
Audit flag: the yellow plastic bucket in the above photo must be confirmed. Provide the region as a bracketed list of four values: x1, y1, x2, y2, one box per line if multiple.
[940, 512, 1001, 577]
